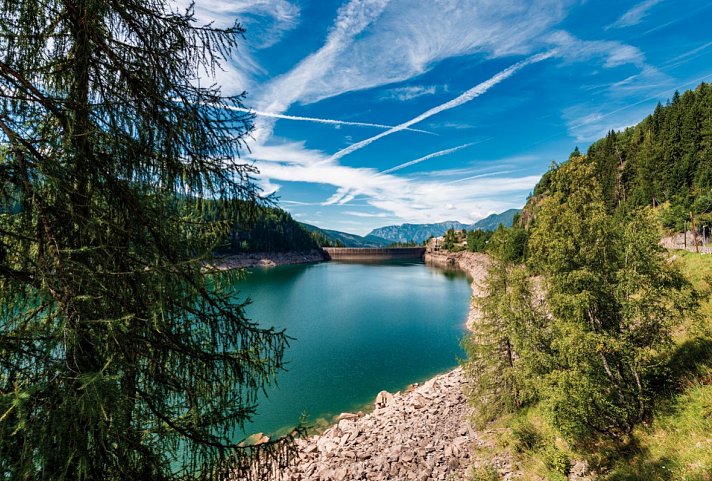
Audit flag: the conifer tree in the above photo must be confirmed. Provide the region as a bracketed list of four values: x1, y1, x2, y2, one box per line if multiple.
[0, 1, 297, 479]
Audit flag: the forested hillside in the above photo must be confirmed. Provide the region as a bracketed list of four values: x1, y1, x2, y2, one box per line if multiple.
[213, 203, 322, 253]
[533, 83, 712, 227]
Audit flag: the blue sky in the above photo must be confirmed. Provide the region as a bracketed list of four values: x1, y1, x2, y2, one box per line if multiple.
[189, 0, 712, 234]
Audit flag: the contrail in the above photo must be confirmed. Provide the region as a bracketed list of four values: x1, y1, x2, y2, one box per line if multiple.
[225, 106, 433, 134]
[323, 51, 556, 164]
[381, 140, 490, 174]
[447, 170, 516, 184]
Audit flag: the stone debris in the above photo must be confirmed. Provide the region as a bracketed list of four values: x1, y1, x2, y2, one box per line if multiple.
[272, 368, 479, 481]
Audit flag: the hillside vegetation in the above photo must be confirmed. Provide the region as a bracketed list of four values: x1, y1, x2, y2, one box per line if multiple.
[463, 85, 712, 481]
[533, 83, 712, 228]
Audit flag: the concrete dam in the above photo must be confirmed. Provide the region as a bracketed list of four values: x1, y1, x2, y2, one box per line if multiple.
[322, 247, 426, 261]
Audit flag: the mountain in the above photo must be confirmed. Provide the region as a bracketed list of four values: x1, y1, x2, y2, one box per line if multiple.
[470, 209, 520, 231]
[367, 221, 470, 244]
[300, 223, 391, 248]
[366, 210, 521, 244]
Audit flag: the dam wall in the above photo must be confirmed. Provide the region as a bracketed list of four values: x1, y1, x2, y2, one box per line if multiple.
[322, 247, 426, 261]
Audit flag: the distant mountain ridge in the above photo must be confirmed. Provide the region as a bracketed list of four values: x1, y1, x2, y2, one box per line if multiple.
[366, 209, 520, 243]
[300, 223, 391, 248]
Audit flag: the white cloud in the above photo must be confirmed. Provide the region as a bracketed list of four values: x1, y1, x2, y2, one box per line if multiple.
[224, 0, 662, 230]
[608, 0, 663, 29]
[224, 105, 431, 133]
[277, 0, 573, 105]
[344, 211, 390, 218]
[253, 143, 540, 226]
[547, 31, 646, 68]
[253, 0, 390, 142]
[380, 85, 437, 101]
[173, 0, 300, 94]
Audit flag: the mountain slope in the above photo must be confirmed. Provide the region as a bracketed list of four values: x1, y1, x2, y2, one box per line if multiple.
[366, 210, 521, 244]
[470, 209, 520, 231]
[300, 223, 391, 248]
[367, 221, 470, 244]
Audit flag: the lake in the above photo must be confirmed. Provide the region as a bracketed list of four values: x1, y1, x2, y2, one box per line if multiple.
[232, 259, 472, 437]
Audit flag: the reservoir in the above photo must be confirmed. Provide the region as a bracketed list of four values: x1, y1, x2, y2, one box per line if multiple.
[232, 259, 471, 437]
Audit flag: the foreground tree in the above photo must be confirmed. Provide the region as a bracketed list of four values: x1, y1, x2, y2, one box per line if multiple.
[0, 1, 296, 479]
[528, 156, 696, 440]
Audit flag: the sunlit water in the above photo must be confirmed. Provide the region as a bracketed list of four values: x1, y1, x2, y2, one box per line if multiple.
[231, 259, 471, 437]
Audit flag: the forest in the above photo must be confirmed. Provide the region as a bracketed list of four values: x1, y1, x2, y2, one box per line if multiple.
[535, 83, 712, 227]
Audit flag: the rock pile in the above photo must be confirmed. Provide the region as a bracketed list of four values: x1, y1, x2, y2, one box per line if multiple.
[276, 368, 478, 481]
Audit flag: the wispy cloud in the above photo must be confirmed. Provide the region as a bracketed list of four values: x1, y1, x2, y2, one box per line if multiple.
[178, 0, 301, 94]
[547, 31, 646, 68]
[257, 157, 540, 226]
[608, 0, 663, 29]
[447, 170, 517, 184]
[380, 85, 437, 101]
[267, 0, 574, 105]
[325, 51, 555, 163]
[343, 211, 389, 218]
[254, 0, 390, 142]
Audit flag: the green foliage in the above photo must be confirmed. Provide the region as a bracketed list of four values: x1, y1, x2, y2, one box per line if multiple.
[511, 420, 542, 453]
[216, 202, 320, 253]
[466, 229, 492, 252]
[488, 224, 528, 262]
[543, 446, 572, 477]
[470, 464, 500, 481]
[548, 83, 712, 225]
[463, 259, 547, 427]
[442, 228, 460, 251]
[0, 2, 298, 480]
[528, 156, 697, 441]
[658, 203, 688, 232]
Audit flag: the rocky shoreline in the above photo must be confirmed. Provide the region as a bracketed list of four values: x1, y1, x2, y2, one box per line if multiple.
[211, 249, 327, 269]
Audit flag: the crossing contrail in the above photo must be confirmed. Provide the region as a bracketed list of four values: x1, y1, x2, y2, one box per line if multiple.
[225, 106, 433, 134]
[323, 51, 556, 164]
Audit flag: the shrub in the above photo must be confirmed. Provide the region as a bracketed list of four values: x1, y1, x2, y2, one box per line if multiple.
[511, 420, 542, 453]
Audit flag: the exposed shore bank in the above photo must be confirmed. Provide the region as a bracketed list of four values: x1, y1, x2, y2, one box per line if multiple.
[212, 249, 327, 269]
[244, 251, 517, 481]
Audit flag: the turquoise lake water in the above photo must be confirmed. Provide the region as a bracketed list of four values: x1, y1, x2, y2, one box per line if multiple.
[231, 259, 471, 437]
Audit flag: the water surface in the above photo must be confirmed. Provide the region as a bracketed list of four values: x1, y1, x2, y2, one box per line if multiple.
[232, 259, 471, 436]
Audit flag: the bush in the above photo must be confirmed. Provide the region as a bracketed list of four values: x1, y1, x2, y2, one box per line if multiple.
[470, 464, 499, 481]
[511, 420, 542, 453]
[543, 446, 571, 476]
[659, 203, 688, 232]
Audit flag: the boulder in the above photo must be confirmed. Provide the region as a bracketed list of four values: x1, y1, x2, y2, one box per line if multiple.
[374, 390, 394, 408]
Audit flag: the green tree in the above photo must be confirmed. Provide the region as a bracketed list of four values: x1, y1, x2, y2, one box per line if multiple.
[528, 156, 695, 440]
[463, 258, 547, 427]
[0, 2, 296, 480]
[442, 228, 457, 251]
